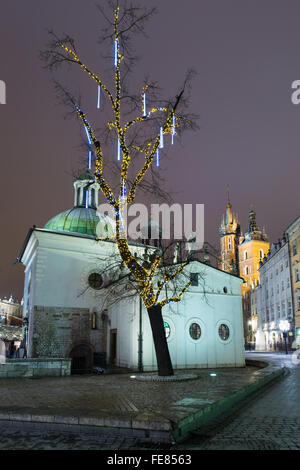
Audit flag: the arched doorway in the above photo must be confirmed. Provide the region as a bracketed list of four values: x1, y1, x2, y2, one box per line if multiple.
[69, 343, 93, 374]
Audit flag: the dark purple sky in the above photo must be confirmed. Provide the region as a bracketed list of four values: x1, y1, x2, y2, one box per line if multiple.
[1, 0, 300, 300]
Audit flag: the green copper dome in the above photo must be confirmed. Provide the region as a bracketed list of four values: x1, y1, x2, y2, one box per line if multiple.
[44, 207, 100, 236]
[43, 172, 116, 238]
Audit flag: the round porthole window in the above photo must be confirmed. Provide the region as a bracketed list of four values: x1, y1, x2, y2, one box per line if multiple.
[189, 323, 201, 340]
[218, 323, 230, 341]
[88, 272, 103, 290]
[164, 321, 171, 338]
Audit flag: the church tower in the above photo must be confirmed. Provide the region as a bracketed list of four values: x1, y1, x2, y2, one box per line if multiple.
[219, 190, 240, 275]
[238, 207, 269, 296]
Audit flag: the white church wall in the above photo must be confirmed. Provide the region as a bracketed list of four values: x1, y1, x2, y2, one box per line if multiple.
[22, 231, 118, 359]
[107, 298, 137, 368]
[22, 238, 38, 358]
[21, 229, 244, 370]
[121, 262, 245, 371]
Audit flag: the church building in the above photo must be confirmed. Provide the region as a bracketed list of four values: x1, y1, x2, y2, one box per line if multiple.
[17, 173, 246, 373]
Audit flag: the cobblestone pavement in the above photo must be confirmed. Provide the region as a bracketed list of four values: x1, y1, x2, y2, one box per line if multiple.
[0, 365, 262, 428]
[173, 353, 300, 451]
[0, 355, 290, 450]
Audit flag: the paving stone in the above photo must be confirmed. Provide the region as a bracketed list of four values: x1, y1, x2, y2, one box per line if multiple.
[174, 353, 300, 450]
[0, 353, 296, 449]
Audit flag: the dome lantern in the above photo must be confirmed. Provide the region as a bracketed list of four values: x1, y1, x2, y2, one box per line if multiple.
[73, 172, 99, 209]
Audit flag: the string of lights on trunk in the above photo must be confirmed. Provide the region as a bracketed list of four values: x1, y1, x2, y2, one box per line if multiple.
[60, 5, 191, 308]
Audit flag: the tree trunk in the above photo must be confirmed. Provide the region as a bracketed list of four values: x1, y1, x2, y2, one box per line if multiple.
[147, 304, 174, 376]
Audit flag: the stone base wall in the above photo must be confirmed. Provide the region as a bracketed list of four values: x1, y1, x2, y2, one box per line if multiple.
[0, 358, 71, 378]
[30, 306, 107, 359]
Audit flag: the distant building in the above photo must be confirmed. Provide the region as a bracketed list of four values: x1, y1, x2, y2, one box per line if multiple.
[238, 209, 270, 345]
[256, 236, 294, 351]
[238, 209, 269, 295]
[219, 196, 240, 276]
[286, 215, 300, 347]
[219, 199, 269, 345]
[0, 295, 23, 326]
[0, 295, 23, 357]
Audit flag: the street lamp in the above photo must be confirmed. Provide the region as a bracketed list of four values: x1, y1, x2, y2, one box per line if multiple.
[279, 320, 290, 355]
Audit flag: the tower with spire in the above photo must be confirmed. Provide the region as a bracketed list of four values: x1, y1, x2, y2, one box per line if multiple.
[238, 206, 269, 296]
[219, 187, 240, 275]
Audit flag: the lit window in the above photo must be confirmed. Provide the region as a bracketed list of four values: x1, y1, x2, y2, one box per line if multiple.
[189, 323, 201, 340]
[164, 321, 171, 338]
[91, 312, 97, 330]
[293, 241, 297, 256]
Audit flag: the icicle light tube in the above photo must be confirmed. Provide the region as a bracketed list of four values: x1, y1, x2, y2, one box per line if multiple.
[97, 85, 101, 109]
[64, 6, 189, 309]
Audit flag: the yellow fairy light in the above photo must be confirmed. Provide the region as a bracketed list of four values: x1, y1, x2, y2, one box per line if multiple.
[61, 5, 189, 309]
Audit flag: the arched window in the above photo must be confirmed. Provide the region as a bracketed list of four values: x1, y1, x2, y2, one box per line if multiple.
[245, 266, 249, 276]
[244, 251, 248, 261]
[91, 188, 95, 207]
[259, 249, 264, 259]
[76, 187, 81, 206]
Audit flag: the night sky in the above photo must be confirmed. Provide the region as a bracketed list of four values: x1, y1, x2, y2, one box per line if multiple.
[1, 0, 300, 300]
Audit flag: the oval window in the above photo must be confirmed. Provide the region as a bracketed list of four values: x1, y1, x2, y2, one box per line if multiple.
[189, 323, 201, 340]
[218, 323, 230, 341]
[88, 272, 103, 290]
[164, 321, 171, 338]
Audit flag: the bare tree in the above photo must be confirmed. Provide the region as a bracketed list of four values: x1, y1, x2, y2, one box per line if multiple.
[41, 1, 198, 376]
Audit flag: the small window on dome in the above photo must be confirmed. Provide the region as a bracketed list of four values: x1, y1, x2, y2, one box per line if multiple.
[76, 188, 81, 206]
[91, 188, 95, 207]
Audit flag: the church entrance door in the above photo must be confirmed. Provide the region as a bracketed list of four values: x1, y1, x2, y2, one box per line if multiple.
[109, 329, 117, 365]
[69, 344, 93, 374]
